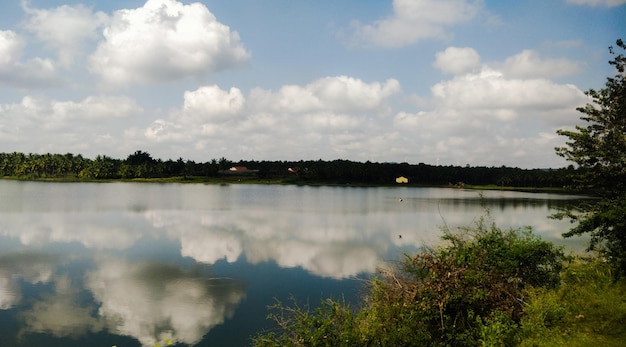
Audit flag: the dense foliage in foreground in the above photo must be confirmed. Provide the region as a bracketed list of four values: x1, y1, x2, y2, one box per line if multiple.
[252, 215, 626, 346]
[0, 150, 575, 188]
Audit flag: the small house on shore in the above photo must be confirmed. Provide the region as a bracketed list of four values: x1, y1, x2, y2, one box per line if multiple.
[396, 176, 409, 184]
[218, 166, 259, 175]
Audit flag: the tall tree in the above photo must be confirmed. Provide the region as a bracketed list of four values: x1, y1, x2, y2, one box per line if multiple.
[555, 39, 626, 275]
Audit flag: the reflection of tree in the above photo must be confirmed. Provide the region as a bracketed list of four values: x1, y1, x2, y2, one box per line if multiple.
[85, 257, 246, 347]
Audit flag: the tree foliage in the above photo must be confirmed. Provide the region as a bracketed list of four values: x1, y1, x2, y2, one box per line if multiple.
[1, 151, 575, 188]
[555, 39, 626, 275]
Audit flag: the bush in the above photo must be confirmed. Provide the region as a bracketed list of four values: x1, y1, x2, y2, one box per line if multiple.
[253, 213, 567, 346]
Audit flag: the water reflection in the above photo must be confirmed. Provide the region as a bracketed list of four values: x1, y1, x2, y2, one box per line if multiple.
[20, 274, 104, 339]
[1, 250, 245, 346]
[85, 257, 246, 346]
[0, 253, 57, 309]
[0, 181, 586, 346]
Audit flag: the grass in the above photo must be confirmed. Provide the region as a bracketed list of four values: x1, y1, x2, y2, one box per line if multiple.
[520, 259, 626, 346]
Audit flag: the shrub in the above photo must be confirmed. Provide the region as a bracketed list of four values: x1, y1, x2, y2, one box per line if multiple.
[253, 213, 567, 346]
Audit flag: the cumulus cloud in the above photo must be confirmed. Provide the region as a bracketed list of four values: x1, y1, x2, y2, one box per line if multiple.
[393, 56, 588, 167]
[249, 76, 400, 113]
[0, 30, 58, 88]
[1, 95, 141, 126]
[0, 95, 142, 154]
[433, 46, 481, 74]
[21, 1, 109, 66]
[90, 0, 250, 85]
[430, 68, 586, 118]
[500, 49, 583, 78]
[130, 50, 590, 167]
[51, 96, 144, 121]
[141, 76, 399, 159]
[179, 85, 245, 123]
[348, 0, 482, 47]
[566, 0, 626, 7]
[396, 44, 592, 167]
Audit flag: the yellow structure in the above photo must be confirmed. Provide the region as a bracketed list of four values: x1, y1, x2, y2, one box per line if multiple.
[395, 176, 408, 184]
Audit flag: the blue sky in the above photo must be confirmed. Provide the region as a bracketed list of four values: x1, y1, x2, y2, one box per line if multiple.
[0, 0, 624, 168]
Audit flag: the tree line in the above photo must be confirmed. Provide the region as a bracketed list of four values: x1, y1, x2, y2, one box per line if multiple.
[0, 150, 576, 188]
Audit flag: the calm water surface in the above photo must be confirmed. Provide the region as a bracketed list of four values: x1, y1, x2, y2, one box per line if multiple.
[0, 181, 585, 346]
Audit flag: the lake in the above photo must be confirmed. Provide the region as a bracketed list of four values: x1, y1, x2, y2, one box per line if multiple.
[0, 180, 586, 346]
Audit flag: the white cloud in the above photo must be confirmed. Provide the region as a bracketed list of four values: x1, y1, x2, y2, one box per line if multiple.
[393, 57, 589, 167]
[566, 0, 626, 7]
[21, 1, 109, 66]
[90, 0, 249, 86]
[0, 30, 58, 88]
[433, 46, 481, 74]
[431, 68, 586, 118]
[249, 76, 400, 113]
[304, 112, 361, 131]
[2, 95, 141, 125]
[348, 0, 482, 47]
[0, 95, 142, 154]
[51, 96, 144, 121]
[178, 85, 245, 123]
[500, 49, 583, 78]
[142, 76, 399, 158]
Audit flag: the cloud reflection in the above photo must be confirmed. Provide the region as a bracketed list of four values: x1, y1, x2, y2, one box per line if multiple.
[0, 253, 57, 309]
[0, 212, 142, 250]
[2, 251, 246, 347]
[0, 184, 585, 281]
[85, 257, 246, 347]
[19, 276, 104, 338]
[153, 209, 393, 278]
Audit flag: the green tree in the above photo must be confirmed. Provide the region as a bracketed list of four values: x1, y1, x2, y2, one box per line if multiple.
[555, 39, 626, 275]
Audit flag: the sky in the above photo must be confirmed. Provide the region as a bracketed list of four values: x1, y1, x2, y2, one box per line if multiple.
[0, 0, 624, 168]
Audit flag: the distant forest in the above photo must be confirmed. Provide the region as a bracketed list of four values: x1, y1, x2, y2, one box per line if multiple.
[0, 150, 576, 188]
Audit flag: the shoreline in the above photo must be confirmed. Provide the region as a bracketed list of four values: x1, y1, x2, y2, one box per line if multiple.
[0, 175, 581, 194]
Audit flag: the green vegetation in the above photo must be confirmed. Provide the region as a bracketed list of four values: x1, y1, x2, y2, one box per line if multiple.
[252, 214, 626, 346]
[1, 151, 576, 189]
[555, 39, 626, 276]
[521, 259, 626, 346]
